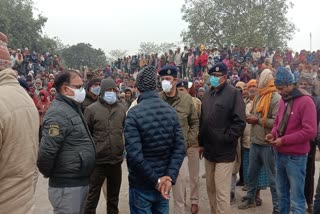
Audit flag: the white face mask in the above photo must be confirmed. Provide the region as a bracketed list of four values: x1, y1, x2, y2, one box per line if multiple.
[162, 80, 173, 93]
[66, 86, 86, 103]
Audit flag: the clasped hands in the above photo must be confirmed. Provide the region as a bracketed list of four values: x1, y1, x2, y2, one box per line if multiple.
[265, 134, 282, 147]
[155, 176, 172, 200]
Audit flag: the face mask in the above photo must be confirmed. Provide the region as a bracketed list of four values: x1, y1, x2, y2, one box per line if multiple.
[103, 91, 117, 104]
[66, 87, 86, 103]
[210, 76, 220, 88]
[90, 86, 101, 96]
[162, 80, 173, 93]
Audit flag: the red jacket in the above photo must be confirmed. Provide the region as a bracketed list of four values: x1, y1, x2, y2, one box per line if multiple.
[271, 95, 317, 156]
[199, 52, 208, 67]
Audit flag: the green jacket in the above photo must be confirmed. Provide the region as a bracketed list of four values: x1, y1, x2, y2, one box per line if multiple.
[159, 90, 199, 148]
[84, 98, 126, 165]
[250, 92, 280, 146]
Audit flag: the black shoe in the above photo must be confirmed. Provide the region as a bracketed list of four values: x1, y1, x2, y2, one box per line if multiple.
[236, 180, 244, 186]
[238, 199, 256, 209]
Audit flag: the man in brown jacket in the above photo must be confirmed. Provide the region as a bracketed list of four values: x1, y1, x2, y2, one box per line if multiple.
[0, 32, 39, 214]
[159, 66, 199, 214]
[84, 78, 126, 214]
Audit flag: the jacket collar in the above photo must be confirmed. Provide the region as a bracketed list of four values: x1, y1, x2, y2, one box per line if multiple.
[210, 81, 228, 95]
[0, 68, 18, 86]
[138, 90, 159, 103]
[55, 93, 81, 113]
[161, 89, 181, 102]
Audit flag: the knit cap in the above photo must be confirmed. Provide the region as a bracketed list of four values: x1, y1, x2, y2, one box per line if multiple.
[136, 66, 156, 92]
[274, 67, 294, 86]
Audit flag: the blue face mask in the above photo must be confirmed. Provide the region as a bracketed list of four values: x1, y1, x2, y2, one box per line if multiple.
[210, 76, 220, 88]
[90, 86, 101, 96]
[103, 91, 117, 104]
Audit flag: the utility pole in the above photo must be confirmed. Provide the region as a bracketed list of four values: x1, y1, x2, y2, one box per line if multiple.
[310, 32, 312, 52]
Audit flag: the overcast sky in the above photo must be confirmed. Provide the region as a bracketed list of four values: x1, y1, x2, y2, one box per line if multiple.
[33, 0, 320, 55]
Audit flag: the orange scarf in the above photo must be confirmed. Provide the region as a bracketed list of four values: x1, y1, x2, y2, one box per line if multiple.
[251, 79, 277, 126]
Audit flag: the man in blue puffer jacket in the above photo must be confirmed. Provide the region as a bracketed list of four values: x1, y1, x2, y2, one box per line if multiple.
[124, 66, 185, 214]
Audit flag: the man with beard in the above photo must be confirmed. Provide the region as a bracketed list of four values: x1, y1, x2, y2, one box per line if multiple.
[297, 73, 320, 213]
[239, 69, 280, 213]
[266, 67, 317, 214]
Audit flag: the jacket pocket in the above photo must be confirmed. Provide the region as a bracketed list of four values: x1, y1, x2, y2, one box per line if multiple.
[79, 151, 95, 176]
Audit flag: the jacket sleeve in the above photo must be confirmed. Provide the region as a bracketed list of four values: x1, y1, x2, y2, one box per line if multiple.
[84, 107, 94, 135]
[124, 110, 159, 187]
[37, 111, 67, 177]
[282, 97, 317, 145]
[226, 90, 246, 142]
[166, 113, 186, 184]
[188, 98, 200, 147]
[198, 102, 204, 147]
[271, 100, 282, 138]
[259, 93, 280, 129]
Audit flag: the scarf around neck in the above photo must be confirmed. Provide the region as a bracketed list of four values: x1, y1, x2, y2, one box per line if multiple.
[277, 88, 309, 137]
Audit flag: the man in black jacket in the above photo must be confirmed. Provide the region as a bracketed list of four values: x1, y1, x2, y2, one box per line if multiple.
[124, 66, 185, 214]
[199, 62, 246, 214]
[37, 70, 96, 214]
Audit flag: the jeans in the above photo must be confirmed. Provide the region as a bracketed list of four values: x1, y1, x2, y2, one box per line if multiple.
[129, 188, 169, 214]
[246, 144, 279, 210]
[314, 171, 320, 214]
[276, 152, 307, 214]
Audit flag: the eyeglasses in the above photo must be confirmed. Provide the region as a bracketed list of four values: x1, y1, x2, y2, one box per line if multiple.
[68, 84, 84, 89]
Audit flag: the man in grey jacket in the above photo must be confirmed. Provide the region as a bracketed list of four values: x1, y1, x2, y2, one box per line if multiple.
[239, 69, 280, 214]
[37, 70, 96, 214]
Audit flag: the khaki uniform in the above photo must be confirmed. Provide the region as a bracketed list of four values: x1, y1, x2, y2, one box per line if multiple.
[159, 90, 199, 214]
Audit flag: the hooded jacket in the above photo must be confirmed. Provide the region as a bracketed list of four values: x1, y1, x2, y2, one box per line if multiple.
[84, 98, 126, 165]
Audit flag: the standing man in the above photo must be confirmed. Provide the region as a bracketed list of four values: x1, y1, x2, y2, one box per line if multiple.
[174, 48, 183, 78]
[82, 78, 101, 112]
[84, 78, 126, 214]
[37, 70, 96, 214]
[159, 65, 199, 214]
[297, 72, 320, 213]
[266, 67, 317, 214]
[0, 32, 39, 214]
[124, 66, 185, 213]
[181, 46, 189, 78]
[199, 62, 246, 214]
[176, 80, 201, 214]
[239, 69, 280, 213]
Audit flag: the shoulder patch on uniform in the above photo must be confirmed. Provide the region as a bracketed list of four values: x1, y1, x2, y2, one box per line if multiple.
[48, 125, 60, 137]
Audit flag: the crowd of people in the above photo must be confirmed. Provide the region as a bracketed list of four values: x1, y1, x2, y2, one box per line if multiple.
[1, 29, 320, 214]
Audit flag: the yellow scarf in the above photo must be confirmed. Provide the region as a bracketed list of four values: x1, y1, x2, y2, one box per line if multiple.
[251, 79, 277, 127]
